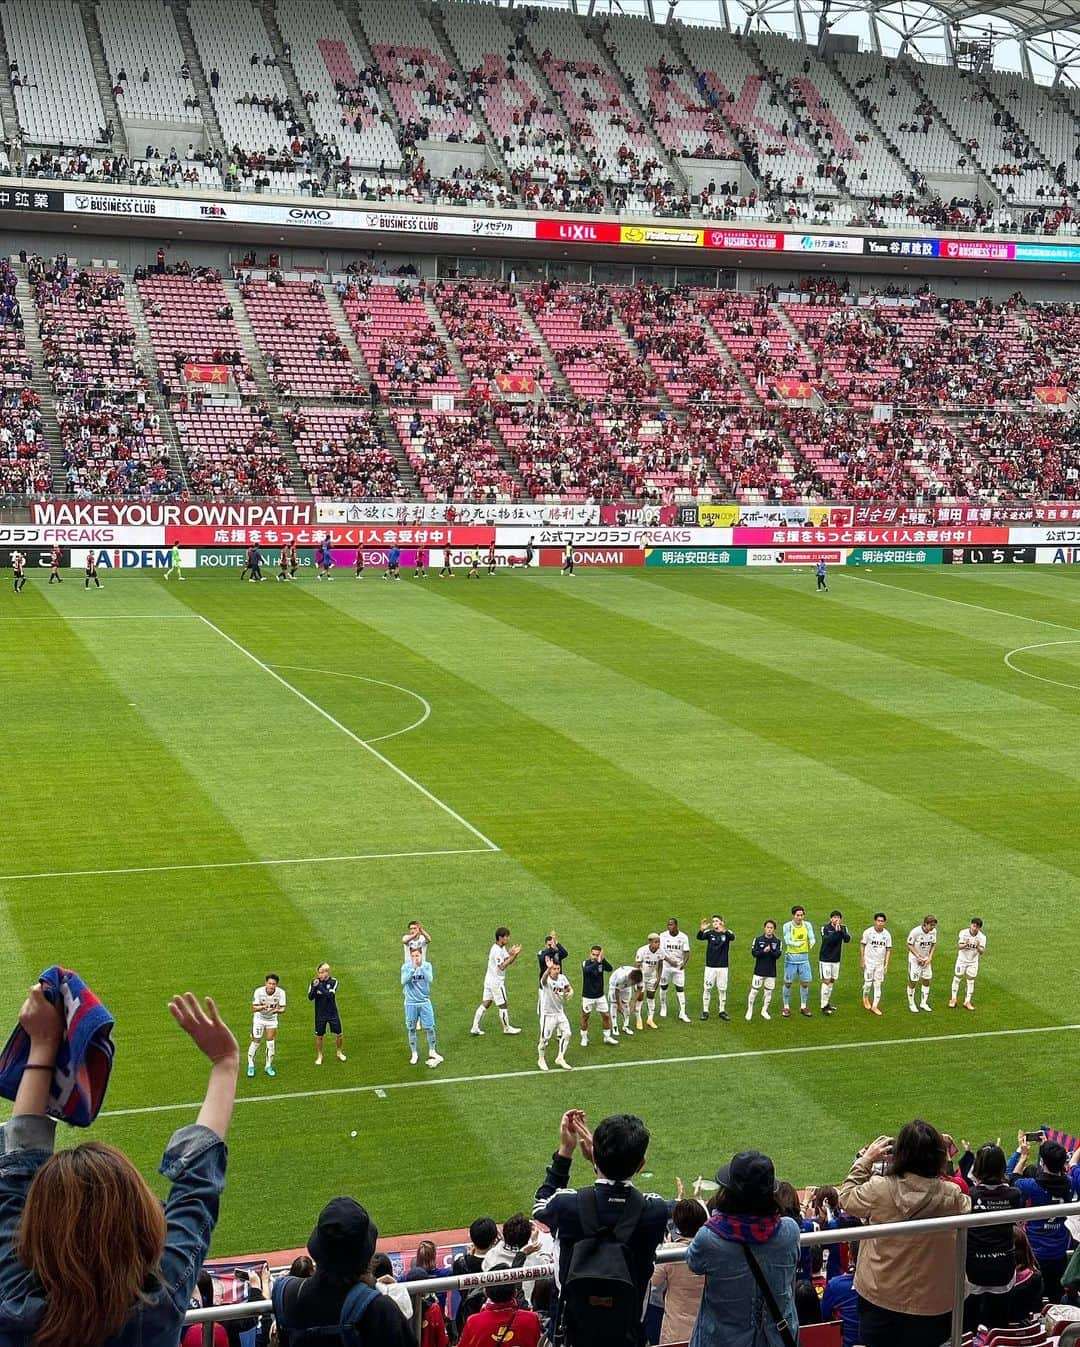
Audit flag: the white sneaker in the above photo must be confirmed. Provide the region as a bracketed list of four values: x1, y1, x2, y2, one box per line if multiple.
[677, 1012, 691, 1024]
[622, 1024, 633, 1036]
[659, 1005, 668, 1018]
[537, 1055, 548, 1071]
[426, 1052, 443, 1068]
[761, 1010, 771, 1020]
[470, 1027, 484, 1036]
[502, 1025, 521, 1035]
[315, 1055, 323, 1066]
[554, 1055, 572, 1070]
[920, 1003, 932, 1013]
[580, 1034, 588, 1048]
[908, 1003, 919, 1014]
[409, 1051, 418, 1065]
[745, 1009, 753, 1021]
[603, 1033, 617, 1045]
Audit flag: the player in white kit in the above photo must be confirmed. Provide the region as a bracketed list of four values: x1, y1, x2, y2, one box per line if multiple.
[470, 926, 523, 1036]
[247, 973, 286, 1077]
[537, 961, 573, 1071]
[658, 918, 692, 1023]
[950, 918, 986, 1010]
[906, 915, 938, 1014]
[634, 934, 663, 1030]
[860, 914, 892, 1016]
[609, 965, 643, 1037]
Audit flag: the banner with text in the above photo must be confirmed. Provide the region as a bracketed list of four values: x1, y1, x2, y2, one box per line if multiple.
[30, 501, 315, 527]
[643, 547, 745, 566]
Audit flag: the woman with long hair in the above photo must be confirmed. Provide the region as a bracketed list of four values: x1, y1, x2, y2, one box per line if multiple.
[650, 1198, 707, 1346]
[838, 1120, 971, 1347]
[963, 1143, 1024, 1331]
[0, 982, 238, 1347]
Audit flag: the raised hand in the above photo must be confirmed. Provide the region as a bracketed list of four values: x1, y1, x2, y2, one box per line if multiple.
[18, 983, 64, 1051]
[169, 993, 238, 1064]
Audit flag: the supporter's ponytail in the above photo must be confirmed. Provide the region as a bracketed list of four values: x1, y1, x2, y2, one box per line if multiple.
[15, 1141, 166, 1347]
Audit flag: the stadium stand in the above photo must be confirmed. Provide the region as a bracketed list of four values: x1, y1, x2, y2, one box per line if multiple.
[137, 269, 255, 396]
[238, 276, 357, 398]
[174, 402, 296, 498]
[31, 262, 144, 395]
[2, 0, 106, 148]
[97, 0, 204, 134]
[431, 280, 544, 396]
[57, 390, 178, 498]
[344, 278, 463, 401]
[0, 389, 48, 499]
[394, 407, 517, 501]
[284, 405, 409, 500]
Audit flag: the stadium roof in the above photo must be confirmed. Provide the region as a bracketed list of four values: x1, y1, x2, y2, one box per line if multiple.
[525, 0, 1080, 85]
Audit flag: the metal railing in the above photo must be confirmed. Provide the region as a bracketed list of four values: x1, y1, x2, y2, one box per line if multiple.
[182, 1199, 1080, 1346]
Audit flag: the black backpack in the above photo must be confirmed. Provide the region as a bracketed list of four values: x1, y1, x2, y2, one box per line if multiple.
[560, 1187, 645, 1347]
[271, 1275, 379, 1346]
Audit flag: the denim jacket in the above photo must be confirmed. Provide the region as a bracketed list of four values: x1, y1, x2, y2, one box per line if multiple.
[0, 1114, 227, 1347]
[686, 1218, 800, 1347]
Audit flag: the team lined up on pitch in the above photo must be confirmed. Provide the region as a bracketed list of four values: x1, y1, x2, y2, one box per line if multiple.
[242, 911, 989, 1080]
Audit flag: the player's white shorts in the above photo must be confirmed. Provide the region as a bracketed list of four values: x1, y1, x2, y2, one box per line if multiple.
[660, 967, 685, 989]
[638, 974, 660, 996]
[750, 974, 776, 991]
[703, 968, 729, 993]
[539, 1011, 570, 1045]
[863, 962, 886, 986]
[613, 986, 635, 1017]
[908, 956, 932, 982]
[819, 961, 841, 982]
[581, 996, 609, 1015]
[251, 1015, 278, 1039]
[483, 978, 507, 1006]
[954, 957, 980, 979]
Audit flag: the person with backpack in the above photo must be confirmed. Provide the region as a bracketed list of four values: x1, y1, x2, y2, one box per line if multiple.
[457, 1281, 542, 1347]
[532, 1109, 669, 1347]
[270, 1198, 414, 1346]
[451, 1219, 498, 1338]
[685, 1150, 800, 1347]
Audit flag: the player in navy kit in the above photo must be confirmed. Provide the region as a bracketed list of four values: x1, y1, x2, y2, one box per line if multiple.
[697, 916, 735, 1021]
[745, 920, 782, 1021]
[816, 559, 828, 592]
[819, 910, 851, 1015]
[579, 946, 617, 1047]
[308, 962, 346, 1066]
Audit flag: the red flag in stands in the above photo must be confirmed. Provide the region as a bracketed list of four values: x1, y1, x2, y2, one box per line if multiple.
[1035, 385, 1069, 405]
[183, 363, 231, 385]
[773, 379, 814, 400]
[493, 372, 537, 394]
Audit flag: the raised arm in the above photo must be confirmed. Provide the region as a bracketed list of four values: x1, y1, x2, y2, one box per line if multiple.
[11, 984, 63, 1119]
[168, 994, 238, 1140]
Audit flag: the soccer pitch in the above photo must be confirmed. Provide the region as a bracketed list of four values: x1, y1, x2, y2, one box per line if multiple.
[2, 564, 1079, 1255]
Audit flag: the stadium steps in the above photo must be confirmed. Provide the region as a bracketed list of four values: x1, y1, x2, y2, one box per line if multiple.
[375, 405, 426, 499]
[222, 276, 311, 498]
[591, 19, 689, 197]
[170, 0, 226, 163]
[424, 0, 514, 184]
[257, 1, 312, 137]
[697, 312, 763, 409]
[978, 76, 1059, 185]
[422, 293, 472, 393]
[0, 21, 23, 150]
[517, 303, 572, 400]
[772, 303, 843, 402]
[827, 56, 923, 191]
[13, 268, 64, 490]
[338, 0, 407, 143]
[899, 58, 995, 185]
[76, 1, 129, 158]
[325, 284, 373, 384]
[121, 285, 191, 491]
[515, 26, 604, 186]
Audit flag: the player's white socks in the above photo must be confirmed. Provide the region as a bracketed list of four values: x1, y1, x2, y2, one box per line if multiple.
[950, 976, 961, 999]
[266, 1039, 276, 1065]
[658, 989, 668, 1015]
[747, 987, 759, 1014]
[498, 1008, 510, 1030]
[921, 988, 930, 1009]
[820, 982, 831, 1009]
[645, 995, 656, 1019]
[907, 989, 917, 1010]
[761, 988, 774, 1014]
[247, 1042, 257, 1067]
[718, 990, 727, 1012]
[471, 1006, 485, 1032]
[872, 988, 881, 1009]
[966, 978, 975, 1002]
[676, 990, 687, 1016]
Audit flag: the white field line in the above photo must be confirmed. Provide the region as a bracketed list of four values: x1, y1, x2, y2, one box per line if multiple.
[2, 614, 193, 620]
[0, 847, 497, 883]
[852, 575, 1080, 634]
[98, 1022, 1080, 1119]
[1003, 640, 1080, 693]
[270, 665, 431, 744]
[198, 616, 500, 852]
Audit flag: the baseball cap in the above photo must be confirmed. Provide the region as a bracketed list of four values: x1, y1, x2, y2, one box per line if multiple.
[714, 1150, 778, 1204]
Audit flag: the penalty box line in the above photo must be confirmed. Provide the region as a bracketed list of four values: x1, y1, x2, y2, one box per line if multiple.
[197, 616, 500, 854]
[98, 1021, 1080, 1120]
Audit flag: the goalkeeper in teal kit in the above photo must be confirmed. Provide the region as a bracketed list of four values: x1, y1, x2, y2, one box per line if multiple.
[401, 946, 442, 1069]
